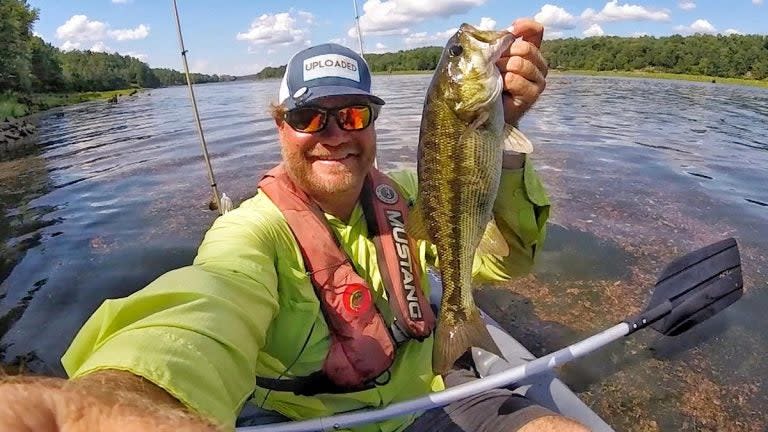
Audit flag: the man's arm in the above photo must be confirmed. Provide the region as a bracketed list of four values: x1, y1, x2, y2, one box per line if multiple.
[0, 371, 216, 431]
[0, 197, 285, 431]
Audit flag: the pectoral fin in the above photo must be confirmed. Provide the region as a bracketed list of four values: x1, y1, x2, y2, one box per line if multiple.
[504, 124, 534, 154]
[476, 219, 510, 257]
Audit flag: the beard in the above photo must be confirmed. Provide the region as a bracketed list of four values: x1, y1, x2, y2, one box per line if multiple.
[281, 144, 373, 196]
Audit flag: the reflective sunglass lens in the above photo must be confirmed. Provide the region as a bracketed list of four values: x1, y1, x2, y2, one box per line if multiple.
[337, 106, 371, 131]
[287, 108, 326, 132]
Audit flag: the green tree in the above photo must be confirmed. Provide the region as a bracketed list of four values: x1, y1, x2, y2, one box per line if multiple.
[0, 0, 39, 91]
[29, 36, 64, 91]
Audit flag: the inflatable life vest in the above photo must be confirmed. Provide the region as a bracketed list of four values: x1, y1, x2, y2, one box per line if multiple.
[255, 164, 436, 395]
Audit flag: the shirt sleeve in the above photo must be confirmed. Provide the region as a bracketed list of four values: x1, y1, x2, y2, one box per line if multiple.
[61, 201, 281, 429]
[388, 158, 550, 283]
[472, 159, 551, 283]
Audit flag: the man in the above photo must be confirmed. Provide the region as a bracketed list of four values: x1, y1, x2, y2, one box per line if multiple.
[0, 19, 587, 432]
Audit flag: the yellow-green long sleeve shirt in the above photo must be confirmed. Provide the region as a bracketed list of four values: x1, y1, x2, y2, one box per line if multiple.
[61, 162, 550, 432]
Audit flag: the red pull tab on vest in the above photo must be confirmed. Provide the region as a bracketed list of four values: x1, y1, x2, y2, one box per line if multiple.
[342, 283, 373, 315]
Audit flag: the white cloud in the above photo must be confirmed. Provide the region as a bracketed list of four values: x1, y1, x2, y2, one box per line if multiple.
[60, 40, 81, 51]
[545, 31, 565, 40]
[349, 27, 409, 38]
[477, 17, 496, 30]
[90, 41, 112, 52]
[329, 37, 350, 46]
[723, 28, 743, 35]
[631, 31, 650, 37]
[351, 0, 485, 36]
[753, 0, 763, 5]
[56, 15, 107, 42]
[404, 32, 433, 46]
[108, 24, 149, 41]
[403, 27, 458, 47]
[436, 28, 459, 39]
[111, 0, 132, 3]
[55, 15, 150, 54]
[583, 24, 605, 37]
[297, 11, 315, 25]
[678, 1, 696, 10]
[581, 0, 670, 23]
[534, 5, 577, 30]
[370, 42, 390, 53]
[236, 12, 309, 46]
[675, 19, 717, 34]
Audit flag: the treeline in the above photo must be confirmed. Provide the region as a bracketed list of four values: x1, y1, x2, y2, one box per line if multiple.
[243, 48, 445, 79]
[366, 47, 443, 73]
[247, 34, 768, 81]
[1, 0, 225, 96]
[543, 34, 768, 80]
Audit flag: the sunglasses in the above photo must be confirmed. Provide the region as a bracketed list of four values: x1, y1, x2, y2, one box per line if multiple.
[284, 104, 379, 133]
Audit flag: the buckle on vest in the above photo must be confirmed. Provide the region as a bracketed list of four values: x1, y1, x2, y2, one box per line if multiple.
[390, 321, 410, 344]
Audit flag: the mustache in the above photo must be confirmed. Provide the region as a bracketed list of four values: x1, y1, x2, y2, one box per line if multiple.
[306, 147, 360, 159]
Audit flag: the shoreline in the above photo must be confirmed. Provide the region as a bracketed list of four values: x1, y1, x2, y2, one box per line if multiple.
[549, 69, 768, 88]
[0, 89, 143, 161]
[373, 69, 768, 88]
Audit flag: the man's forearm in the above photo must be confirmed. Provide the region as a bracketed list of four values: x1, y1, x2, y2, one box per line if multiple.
[0, 371, 219, 431]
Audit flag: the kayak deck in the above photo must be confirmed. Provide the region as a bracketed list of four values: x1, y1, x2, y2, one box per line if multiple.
[474, 309, 614, 431]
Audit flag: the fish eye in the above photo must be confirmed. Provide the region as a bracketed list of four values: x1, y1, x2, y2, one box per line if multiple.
[449, 44, 463, 56]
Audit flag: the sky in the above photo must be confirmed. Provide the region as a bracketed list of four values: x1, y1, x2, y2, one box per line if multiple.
[27, 0, 768, 76]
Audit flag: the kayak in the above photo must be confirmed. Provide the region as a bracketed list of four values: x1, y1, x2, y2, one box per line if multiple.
[236, 269, 615, 431]
[426, 272, 615, 432]
[463, 299, 615, 431]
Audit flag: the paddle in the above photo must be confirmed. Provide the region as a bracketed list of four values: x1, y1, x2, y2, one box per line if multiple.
[238, 237, 743, 432]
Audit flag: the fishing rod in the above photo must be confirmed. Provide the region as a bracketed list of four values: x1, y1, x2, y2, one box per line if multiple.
[238, 237, 743, 432]
[171, 0, 230, 215]
[352, 0, 379, 171]
[352, 0, 365, 57]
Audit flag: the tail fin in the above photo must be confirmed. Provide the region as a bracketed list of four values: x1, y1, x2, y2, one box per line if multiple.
[432, 310, 503, 375]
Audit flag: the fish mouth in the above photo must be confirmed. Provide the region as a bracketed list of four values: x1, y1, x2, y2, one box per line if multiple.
[458, 23, 515, 64]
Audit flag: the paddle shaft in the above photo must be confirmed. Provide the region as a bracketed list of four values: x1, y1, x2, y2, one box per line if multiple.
[238, 323, 630, 432]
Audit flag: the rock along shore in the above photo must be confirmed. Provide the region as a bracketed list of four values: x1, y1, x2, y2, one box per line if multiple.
[0, 117, 38, 161]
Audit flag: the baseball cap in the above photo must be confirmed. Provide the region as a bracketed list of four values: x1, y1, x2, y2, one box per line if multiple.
[278, 43, 385, 110]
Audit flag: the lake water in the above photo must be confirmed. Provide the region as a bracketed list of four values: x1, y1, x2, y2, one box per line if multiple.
[1, 74, 767, 431]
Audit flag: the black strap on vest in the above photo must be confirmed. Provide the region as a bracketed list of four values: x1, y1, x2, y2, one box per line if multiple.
[255, 371, 388, 396]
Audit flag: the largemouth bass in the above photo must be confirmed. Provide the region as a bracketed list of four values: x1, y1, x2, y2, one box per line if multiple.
[407, 23, 532, 374]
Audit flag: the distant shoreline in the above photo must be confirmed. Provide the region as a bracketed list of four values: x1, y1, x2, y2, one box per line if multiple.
[551, 70, 768, 88]
[372, 69, 768, 88]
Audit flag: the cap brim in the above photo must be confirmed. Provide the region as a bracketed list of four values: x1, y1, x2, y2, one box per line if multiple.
[283, 85, 385, 109]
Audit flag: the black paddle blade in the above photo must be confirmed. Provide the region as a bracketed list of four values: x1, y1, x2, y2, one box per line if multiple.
[645, 238, 743, 336]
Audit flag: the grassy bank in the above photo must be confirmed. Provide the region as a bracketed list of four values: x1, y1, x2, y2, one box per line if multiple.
[0, 89, 140, 119]
[551, 69, 768, 88]
[372, 70, 433, 76]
